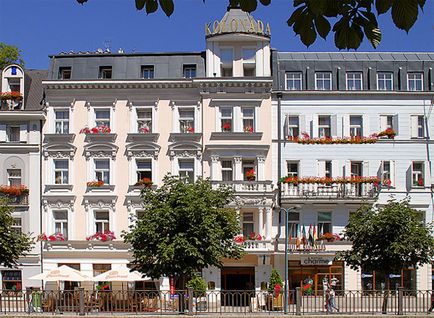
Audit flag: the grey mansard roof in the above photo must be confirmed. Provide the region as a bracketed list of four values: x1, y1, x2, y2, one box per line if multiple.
[24, 70, 47, 110]
[277, 52, 434, 61]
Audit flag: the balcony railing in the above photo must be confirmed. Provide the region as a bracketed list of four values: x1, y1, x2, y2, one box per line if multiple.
[0, 193, 28, 205]
[212, 180, 273, 192]
[0, 99, 23, 111]
[243, 239, 273, 252]
[281, 183, 378, 200]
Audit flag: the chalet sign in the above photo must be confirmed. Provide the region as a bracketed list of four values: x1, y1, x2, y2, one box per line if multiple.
[300, 256, 333, 266]
[205, 18, 271, 37]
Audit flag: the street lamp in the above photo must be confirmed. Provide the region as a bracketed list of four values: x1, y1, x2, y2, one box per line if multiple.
[281, 205, 301, 314]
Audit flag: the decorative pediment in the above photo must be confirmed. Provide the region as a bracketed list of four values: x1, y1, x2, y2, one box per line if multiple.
[43, 143, 76, 159]
[125, 198, 145, 213]
[83, 196, 117, 212]
[83, 143, 118, 160]
[168, 141, 202, 160]
[42, 196, 76, 212]
[125, 142, 160, 160]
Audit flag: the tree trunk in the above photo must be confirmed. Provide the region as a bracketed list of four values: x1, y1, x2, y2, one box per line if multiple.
[381, 275, 389, 314]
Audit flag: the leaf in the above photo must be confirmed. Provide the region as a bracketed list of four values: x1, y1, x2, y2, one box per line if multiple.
[159, 0, 174, 17]
[135, 0, 146, 10]
[333, 17, 364, 49]
[240, 0, 257, 12]
[146, 0, 158, 14]
[391, 0, 419, 32]
[76, 0, 88, 3]
[287, 6, 305, 26]
[307, 0, 326, 16]
[259, 0, 271, 5]
[314, 15, 331, 39]
[363, 24, 382, 48]
[375, 0, 393, 14]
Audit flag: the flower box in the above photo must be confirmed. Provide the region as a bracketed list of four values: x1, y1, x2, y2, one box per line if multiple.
[87, 180, 104, 187]
[317, 232, 341, 242]
[37, 233, 65, 242]
[134, 178, 153, 188]
[0, 92, 23, 101]
[293, 132, 378, 144]
[248, 232, 262, 241]
[80, 125, 111, 134]
[378, 128, 396, 139]
[86, 230, 116, 242]
[0, 185, 29, 196]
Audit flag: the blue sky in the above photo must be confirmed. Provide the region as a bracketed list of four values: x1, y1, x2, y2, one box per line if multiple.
[1, 0, 433, 70]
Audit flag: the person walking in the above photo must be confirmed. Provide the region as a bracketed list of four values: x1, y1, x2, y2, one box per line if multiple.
[327, 280, 339, 313]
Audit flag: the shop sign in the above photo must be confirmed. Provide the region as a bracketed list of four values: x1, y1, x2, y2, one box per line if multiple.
[205, 18, 271, 37]
[300, 256, 333, 266]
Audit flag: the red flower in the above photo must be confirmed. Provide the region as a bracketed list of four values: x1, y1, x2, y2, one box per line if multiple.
[274, 283, 281, 296]
[186, 126, 195, 133]
[418, 178, 424, 186]
[223, 122, 231, 131]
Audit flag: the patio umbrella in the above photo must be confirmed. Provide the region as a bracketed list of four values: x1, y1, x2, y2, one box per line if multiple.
[29, 265, 91, 282]
[92, 266, 150, 282]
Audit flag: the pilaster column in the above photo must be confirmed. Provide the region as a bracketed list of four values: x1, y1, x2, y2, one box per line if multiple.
[210, 155, 219, 180]
[257, 156, 266, 181]
[236, 208, 241, 228]
[266, 207, 272, 240]
[234, 156, 243, 181]
[258, 208, 264, 237]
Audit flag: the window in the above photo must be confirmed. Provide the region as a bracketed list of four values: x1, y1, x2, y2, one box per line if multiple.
[315, 72, 332, 90]
[318, 115, 331, 138]
[7, 169, 21, 186]
[325, 161, 332, 178]
[407, 73, 423, 91]
[179, 108, 195, 133]
[136, 159, 152, 182]
[8, 78, 20, 92]
[53, 211, 68, 239]
[285, 73, 302, 90]
[99, 66, 112, 79]
[349, 115, 363, 137]
[287, 161, 299, 177]
[288, 211, 300, 238]
[141, 65, 154, 79]
[351, 162, 363, 177]
[95, 109, 110, 128]
[220, 49, 233, 77]
[220, 108, 233, 132]
[242, 108, 255, 133]
[242, 212, 254, 237]
[377, 72, 393, 91]
[93, 264, 111, 284]
[346, 72, 363, 90]
[411, 115, 425, 138]
[382, 161, 391, 185]
[94, 211, 110, 233]
[11, 218, 22, 233]
[54, 160, 69, 184]
[58, 67, 72, 80]
[183, 65, 196, 78]
[55, 110, 69, 134]
[318, 211, 332, 235]
[137, 108, 152, 133]
[179, 159, 194, 183]
[242, 49, 256, 77]
[286, 116, 299, 139]
[1, 270, 22, 291]
[412, 162, 424, 187]
[221, 160, 233, 181]
[94, 159, 110, 184]
[242, 160, 255, 181]
[7, 125, 20, 142]
[380, 115, 395, 132]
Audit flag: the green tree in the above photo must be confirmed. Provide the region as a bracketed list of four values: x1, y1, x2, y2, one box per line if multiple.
[0, 198, 33, 268]
[0, 43, 24, 70]
[339, 198, 434, 312]
[76, 0, 426, 50]
[123, 175, 243, 284]
[186, 274, 207, 297]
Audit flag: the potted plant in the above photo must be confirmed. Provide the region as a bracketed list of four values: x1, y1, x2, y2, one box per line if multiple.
[87, 180, 104, 187]
[246, 169, 256, 181]
[186, 126, 195, 133]
[248, 232, 262, 241]
[378, 128, 396, 139]
[80, 125, 111, 134]
[267, 269, 283, 310]
[139, 126, 150, 133]
[244, 126, 253, 133]
[222, 122, 231, 132]
[135, 177, 153, 188]
[186, 275, 207, 311]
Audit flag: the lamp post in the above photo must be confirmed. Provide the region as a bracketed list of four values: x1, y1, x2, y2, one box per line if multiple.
[281, 206, 300, 314]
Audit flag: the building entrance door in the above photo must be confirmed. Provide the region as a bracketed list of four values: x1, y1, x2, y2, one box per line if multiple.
[221, 267, 255, 306]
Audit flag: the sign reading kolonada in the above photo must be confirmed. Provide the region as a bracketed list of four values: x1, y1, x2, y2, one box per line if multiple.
[205, 18, 271, 37]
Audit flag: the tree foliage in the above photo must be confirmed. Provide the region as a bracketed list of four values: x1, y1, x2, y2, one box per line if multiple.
[76, 0, 426, 50]
[339, 198, 434, 275]
[0, 43, 24, 70]
[123, 175, 243, 280]
[0, 198, 34, 268]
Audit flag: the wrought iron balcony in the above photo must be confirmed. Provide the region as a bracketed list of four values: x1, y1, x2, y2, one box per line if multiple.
[211, 180, 273, 192]
[281, 183, 378, 200]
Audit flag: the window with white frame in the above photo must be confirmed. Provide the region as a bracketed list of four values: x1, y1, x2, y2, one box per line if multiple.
[137, 108, 152, 133]
[381, 161, 392, 186]
[242, 212, 254, 237]
[242, 160, 255, 181]
[377, 72, 393, 91]
[7, 125, 20, 142]
[286, 116, 299, 139]
[286, 72, 302, 90]
[54, 159, 69, 184]
[412, 162, 424, 187]
[94, 159, 110, 184]
[318, 211, 332, 235]
[220, 48, 233, 77]
[7, 169, 21, 186]
[53, 211, 68, 239]
[95, 109, 110, 128]
[288, 211, 300, 238]
[380, 115, 394, 131]
[141, 65, 154, 79]
[183, 65, 196, 78]
[179, 159, 194, 183]
[318, 115, 331, 138]
[315, 72, 332, 90]
[8, 78, 20, 92]
[220, 108, 233, 132]
[287, 161, 299, 177]
[55, 110, 69, 134]
[346, 72, 363, 90]
[325, 161, 332, 178]
[136, 159, 152, 182]
[349, 115, 363, 137]
[411, 115, 425, 138]
[179, 108, 195, 133]
[242, 108, 255, 133]
[242, 49, 256, 77]
[407, 73, 423, 91]
[94, 211, 110, 233]
[11, 218, 22, 233]
[221, 160, 233, 182]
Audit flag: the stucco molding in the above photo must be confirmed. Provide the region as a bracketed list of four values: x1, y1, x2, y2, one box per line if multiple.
[42, 197, 76, 213]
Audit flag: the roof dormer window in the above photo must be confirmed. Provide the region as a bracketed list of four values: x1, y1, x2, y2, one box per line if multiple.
[242, 49, 256, 77]
[99, 66, 112, 79]
[58, 67, 72, 80]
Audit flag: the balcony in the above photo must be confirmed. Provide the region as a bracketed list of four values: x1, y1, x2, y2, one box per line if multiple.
[212, 180, 273, 193]
[210, 132, 263, 141]
[0, 193, 28, 205]
[0, 99, 23, 111]
[281, 183, 378, 201]
[243, 239, 273, 253]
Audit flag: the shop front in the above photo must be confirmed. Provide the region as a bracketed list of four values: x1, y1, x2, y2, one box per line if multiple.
[361, 268, 416, 291]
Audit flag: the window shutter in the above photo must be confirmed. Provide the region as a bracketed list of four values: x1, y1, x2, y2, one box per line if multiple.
[331, 114, 338, 137]
[406, 165, 412, 192]
[0, 124, 6, 142]
[380, 115, 388, 132]
[393, 114, 399, 135]
[299, 115, 306, 136]
[311, 114, 318, 138]
[424, 161, 430, 187]
[362, 114, 370, 136]
[344, 160, 351, 178]
[317, 160, 326, 177]
[363, 161, 370, 176]
[390, 160, 396, 187]
[410, 115, 419, 138]
[332, 160, 340, 178]
[283, 115, 289, 139]
[342, 115, 350, 137]
[377, 161, 383, 180]
[20, 124, 28, 142]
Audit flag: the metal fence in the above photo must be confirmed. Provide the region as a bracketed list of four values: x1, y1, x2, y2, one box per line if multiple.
[0, 288, 432, 315]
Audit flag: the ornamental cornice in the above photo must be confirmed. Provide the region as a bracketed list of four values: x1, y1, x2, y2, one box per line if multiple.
[84, 149, 117, 160]
[83, 197, 117, 213]
[126, 149, 159, 160]
[43, 80, 196, 90]
[169, 149, 202, 160]
[125, 199, 145, 213]
[43, 150, 75, 160]
[234, 195, 270, 207]
[42, 197, 76, 213]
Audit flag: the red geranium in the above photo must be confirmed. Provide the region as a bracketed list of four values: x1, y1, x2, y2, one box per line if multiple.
[223, 122, 231, 131]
